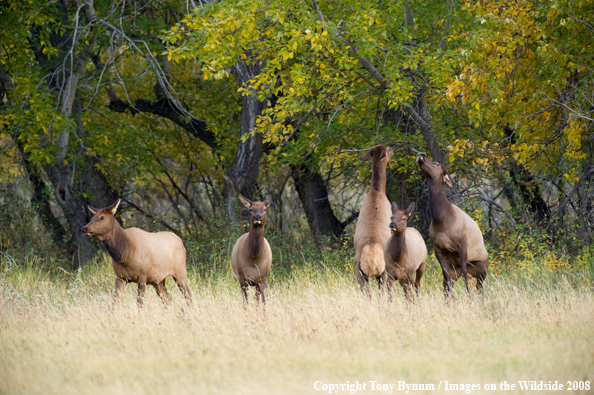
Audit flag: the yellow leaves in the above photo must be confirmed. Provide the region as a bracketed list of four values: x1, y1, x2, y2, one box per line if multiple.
[563, 172, 579, 183]
[445, 78, 464, 102]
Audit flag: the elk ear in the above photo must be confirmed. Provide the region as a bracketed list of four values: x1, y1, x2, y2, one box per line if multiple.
[238, 194, 252, 209]
[88, 205, 98, 215]
[444, 174, 454, 188]
[405, 202, 415, 217]
[391, 201, 399, 213]
[359, 150, 372, 162]
[263, 195, 272, 208]
[379, 150, 387, 161]
[109, 198, 121, 215]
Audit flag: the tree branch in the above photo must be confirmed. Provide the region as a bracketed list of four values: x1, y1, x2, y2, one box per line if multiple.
[107, 96, 216, 148]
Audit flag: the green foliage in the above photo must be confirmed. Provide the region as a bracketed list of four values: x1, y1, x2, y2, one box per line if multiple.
[0, 183, 61, 259]
[163, 0, 462, 177]
[446, 0, 594, 182]
[1, 0, 593, 273]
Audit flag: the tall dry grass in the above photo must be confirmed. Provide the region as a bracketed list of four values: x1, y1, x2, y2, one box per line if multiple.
[1, 253, 593, 394]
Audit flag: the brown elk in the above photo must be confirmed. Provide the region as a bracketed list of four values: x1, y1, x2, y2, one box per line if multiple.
[231, 194, 272, 306]
[354, 145, 393, 297]
[82, 199, 192, 307]
[416, 153, 489, 297]
[383, 202, 427, 301]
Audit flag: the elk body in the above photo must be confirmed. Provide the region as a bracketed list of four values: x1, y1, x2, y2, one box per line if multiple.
[231, 194, 272, 306]
[353, 145, 393, 297]
[416, 154, 489, 296]
[82, 199, 192, 307]
[383, 202, 427, 301]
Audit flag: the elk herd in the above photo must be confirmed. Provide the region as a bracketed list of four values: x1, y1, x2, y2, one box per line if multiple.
[82, 145, 489, 308]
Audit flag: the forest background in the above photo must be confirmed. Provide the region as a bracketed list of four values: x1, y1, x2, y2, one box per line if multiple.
[0, 0, 593, 275]
[1, 1, 594, 393]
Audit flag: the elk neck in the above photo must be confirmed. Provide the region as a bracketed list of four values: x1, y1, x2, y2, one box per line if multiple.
[101, 220, 130, 263]
[427, 178, 454, 224]
[388, 230, 407, 263]
[247, 222, 265, 259]
[371, 158, 387, 193]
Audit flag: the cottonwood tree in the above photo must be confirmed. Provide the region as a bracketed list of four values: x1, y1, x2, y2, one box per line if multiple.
[445, 0, 593, 234]
[164, 0, 464, 237]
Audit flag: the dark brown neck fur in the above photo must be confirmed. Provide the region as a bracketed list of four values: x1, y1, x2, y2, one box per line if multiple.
[388, 231, 407, 263]
[371, 157, 387, 193]
[101, 220, 131, 263]
[248, 223, 265, 259]
[427, 178, 455, 224]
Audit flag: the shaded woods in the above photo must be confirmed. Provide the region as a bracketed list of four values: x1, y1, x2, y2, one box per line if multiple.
[0, 0, 593, 273]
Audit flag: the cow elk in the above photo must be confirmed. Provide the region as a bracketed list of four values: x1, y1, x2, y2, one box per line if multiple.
[231, 194, 273, 306]
[383, 202, 427, 301]
[82, 199, 192, 307]
[416, 153, 489, 297]
[354, 145, 393, 297]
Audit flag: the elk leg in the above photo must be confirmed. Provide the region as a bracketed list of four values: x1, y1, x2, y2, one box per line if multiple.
[398, 277, 414, 302]
[434, 249, 454, 300]
[240, 284, 249, 307]
[175, 275, 193, 306]
[154, 280, 172, 306]
[355, 258, 371, 299]
[254, 284, 262, 306]
[415, 261, 426, 298]
[376, 270, 387, 300]
[113, 277, 127, 307]
[459, 245, 471, 297]
[137, 280, 146, 308]
[470, 260, 488, 295]
[386, 274, 395, 303]
[261, 279, 268, 306]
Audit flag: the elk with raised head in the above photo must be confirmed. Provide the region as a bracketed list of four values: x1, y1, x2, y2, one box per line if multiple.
[416, 153, 489, 297]
[82, 199, 192, 307]
[383, 202, 427, 301]
[354, 145, 393, 297]
[231, 194, 272, 306]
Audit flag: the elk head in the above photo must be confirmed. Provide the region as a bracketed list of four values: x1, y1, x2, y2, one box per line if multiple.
[82, 199, 121, 240]
[239, 194, 272, 227]
[389, 202, 415, 234]
[359, 145, 394, 163]
[415, 153, 454, 187]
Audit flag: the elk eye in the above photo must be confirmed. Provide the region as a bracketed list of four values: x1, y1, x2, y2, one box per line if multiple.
[100, 216, 105, 220]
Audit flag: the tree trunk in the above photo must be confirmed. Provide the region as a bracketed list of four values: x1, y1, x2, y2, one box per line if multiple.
[45, 166, 95, 268]
[291, 161, 354, 241]
[224, 59, 267, 218]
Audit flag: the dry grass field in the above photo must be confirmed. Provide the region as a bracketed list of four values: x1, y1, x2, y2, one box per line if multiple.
[1, 255, 593, 395]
